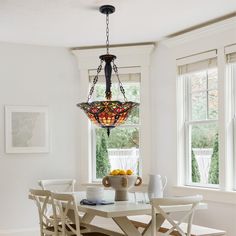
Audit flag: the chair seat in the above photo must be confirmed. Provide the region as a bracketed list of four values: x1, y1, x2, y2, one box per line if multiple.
[160, 221, 226, 236]
[128, 215, 226, 236]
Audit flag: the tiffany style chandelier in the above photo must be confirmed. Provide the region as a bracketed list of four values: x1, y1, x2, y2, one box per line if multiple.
[77, 5, 139, 136]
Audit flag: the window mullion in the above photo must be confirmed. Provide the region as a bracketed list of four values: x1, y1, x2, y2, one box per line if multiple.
[186, 119, 218, 125]
[190, 88, 217, 94]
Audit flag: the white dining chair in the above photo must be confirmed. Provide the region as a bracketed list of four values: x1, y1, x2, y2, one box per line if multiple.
[51, 192, 109, 236]
[30, 189, 61, 236]
[151, 195, 203, 236]
[38, 179, 76, 192]
[129, 184, 148, 203]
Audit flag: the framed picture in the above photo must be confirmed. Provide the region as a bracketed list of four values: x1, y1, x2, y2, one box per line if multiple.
[5, 106, 49, 153]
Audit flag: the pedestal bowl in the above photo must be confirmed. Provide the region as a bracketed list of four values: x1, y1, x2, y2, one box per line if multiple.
[102, 175, 142, 201]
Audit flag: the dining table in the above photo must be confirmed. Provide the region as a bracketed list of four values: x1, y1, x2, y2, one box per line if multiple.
[69, 192, 208, 236]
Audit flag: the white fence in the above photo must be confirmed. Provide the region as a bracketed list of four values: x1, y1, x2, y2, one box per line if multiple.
[192, 148, 213, 184]
[108, 148, 139, 173]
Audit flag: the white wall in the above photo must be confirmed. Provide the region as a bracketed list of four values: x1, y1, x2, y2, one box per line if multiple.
[150, 27, 236, 235]
[0, 42, 80, 235]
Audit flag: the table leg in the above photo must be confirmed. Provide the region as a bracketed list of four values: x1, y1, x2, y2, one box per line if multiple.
[67, 209, 95, 224]
[81, 213, 95, 224]
[142, 214, 165, 236]
[113, 216, 142, 236]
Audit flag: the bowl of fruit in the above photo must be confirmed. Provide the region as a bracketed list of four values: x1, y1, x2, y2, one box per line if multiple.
[102, 169, 142, 201]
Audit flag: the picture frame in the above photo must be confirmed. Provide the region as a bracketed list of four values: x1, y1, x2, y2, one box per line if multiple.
[5, 106, 49, 153]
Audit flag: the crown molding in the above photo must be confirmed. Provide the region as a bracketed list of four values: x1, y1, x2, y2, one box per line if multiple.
[71, 44, 155, 69]
[162, 16, 236, 48]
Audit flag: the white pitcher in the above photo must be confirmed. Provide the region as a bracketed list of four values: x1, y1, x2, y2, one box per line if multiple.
[148, 174, 167, 200]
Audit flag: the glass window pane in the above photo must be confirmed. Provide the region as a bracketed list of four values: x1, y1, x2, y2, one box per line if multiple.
[94, 84, 105, 100]
[191, 71, 207, 92]
[208, 68, 218, 90]
[191, 92, 207, 120]
[95, 127, 140, 179]
[122, 83, 140, 125]
[190, 123, 219, 185]
[208, 90, 218, 119]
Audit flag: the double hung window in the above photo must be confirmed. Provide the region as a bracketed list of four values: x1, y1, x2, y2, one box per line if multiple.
[178, 54, 219, 187]
[90, 71, 141, 181]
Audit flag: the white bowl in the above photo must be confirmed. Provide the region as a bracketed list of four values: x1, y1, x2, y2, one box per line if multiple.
[86, 187, 104, 202]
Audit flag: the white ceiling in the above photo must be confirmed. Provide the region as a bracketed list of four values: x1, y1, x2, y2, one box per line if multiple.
[0, 0, 235, 47]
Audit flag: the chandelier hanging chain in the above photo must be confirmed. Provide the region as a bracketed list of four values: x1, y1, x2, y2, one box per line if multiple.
[112, 61, 128, 101]
[106, 13, 110, 54]
[87, 60, 103, 102]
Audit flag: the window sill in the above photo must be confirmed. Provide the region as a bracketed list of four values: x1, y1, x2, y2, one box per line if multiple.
[172, 185, 236, 205]
[81, 182, 103, 187]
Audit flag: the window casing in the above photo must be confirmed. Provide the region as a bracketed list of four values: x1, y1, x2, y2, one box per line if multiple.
[178, 55, 219, 188]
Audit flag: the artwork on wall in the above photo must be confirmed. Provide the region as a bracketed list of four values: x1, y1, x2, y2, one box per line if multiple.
[5, 106, 49, 153]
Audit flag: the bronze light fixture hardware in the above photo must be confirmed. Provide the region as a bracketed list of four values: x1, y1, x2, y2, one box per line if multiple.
[77, 5, 139, 136]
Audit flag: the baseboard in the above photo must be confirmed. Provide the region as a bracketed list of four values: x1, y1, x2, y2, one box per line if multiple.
[0, 227, 39, 236]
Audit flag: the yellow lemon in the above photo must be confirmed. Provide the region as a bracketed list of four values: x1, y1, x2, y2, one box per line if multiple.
[126, 169, 133, 175]
[119, 170, 126, 175]
[111, 169, 119, 176]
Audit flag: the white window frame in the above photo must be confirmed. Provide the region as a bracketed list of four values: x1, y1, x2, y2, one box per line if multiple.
[72, 44, 154, 184]
[181, 68, 219, 188]
[89, 68, 141, 181]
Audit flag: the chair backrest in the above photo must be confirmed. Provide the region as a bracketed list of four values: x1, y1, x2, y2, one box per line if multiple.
[51, 192, 81, 236]
[129, 184, 148, 203]
[151, 195, 203, 236]
[38, 179, 76, 192]
[30, 189, 58, 235]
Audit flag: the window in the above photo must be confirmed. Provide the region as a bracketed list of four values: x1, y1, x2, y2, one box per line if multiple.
[90, 72, 141, 181]
[73, 45, 153, 183]
[178, 54, 219, 187]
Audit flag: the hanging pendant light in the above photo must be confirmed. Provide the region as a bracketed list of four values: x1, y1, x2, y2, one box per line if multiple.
[77, 5, 139, 136]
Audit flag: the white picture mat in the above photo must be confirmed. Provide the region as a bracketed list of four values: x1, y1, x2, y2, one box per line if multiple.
[5, 106, 49, 153]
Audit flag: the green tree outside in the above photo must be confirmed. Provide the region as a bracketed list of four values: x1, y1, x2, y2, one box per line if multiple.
[191, 150, 200, 182]
[96, 132, 111, 179]
[208, 133, 219, 184]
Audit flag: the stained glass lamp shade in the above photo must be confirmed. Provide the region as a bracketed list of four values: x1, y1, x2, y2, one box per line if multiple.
[77, 5, 139, 136]
[78, 101, 138, 136]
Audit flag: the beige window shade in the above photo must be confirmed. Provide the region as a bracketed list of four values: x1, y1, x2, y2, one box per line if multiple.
[225, 44, 236, 64]
[178, 58, 217, 75]
[226, 52, 236, 64]
[225, 44, 236, 54]
[177, 50, 217, 75]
